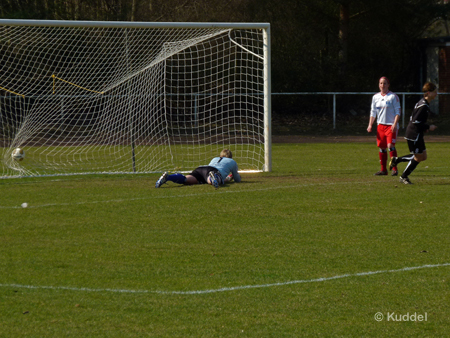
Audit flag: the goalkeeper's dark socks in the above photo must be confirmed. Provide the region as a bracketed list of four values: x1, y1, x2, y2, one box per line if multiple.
[401, 159, 419, 178]
[167, 173, 187, 184]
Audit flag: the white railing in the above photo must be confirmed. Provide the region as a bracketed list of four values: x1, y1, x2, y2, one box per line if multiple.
[2, 92, 446, 132]
[273, 92, 449, 129]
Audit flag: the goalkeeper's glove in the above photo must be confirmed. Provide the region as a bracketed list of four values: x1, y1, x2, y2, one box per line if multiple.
[224, 173, 233, 182]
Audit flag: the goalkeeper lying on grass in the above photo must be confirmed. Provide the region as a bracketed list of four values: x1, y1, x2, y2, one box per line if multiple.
[155, 149, 241, 189]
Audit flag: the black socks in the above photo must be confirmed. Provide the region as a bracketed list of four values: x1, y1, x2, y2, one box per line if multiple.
[401, 159, 419, 178]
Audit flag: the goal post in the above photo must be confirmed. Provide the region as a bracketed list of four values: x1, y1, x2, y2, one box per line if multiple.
[0, 19, 271, 178]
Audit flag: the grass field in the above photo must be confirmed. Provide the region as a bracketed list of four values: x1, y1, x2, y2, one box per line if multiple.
[1, 141, 449, 337]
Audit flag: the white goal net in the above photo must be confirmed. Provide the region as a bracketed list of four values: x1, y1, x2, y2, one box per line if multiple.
[0, 20, 271, 178]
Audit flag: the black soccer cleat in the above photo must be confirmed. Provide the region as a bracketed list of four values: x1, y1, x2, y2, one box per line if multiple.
[374, 170, 388, 176]
[389, 157, 398, 171]
[399, 177, 413, 185]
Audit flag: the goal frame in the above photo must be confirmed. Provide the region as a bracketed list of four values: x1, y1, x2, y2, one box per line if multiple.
[0, 19, 272, 174]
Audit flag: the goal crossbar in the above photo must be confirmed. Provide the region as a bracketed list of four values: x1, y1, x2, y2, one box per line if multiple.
[0, 19, 269, 30]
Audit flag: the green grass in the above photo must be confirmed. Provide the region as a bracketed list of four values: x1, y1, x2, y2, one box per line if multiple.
[1, 141, 449, 337]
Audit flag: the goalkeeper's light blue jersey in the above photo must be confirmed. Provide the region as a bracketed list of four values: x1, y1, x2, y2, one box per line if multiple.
[208, 157, 241, 182]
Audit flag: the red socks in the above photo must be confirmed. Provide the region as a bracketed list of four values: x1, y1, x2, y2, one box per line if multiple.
[379, 150, 388, 172]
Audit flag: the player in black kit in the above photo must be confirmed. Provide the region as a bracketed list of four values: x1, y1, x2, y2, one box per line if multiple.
[389, 82, 438, 184]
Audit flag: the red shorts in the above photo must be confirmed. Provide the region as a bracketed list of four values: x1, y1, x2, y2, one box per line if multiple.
[377, 124, 397, 148]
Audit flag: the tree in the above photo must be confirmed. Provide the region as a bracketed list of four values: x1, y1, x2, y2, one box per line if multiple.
[1, 0, 449, 92]
[335, 0, 350, 76]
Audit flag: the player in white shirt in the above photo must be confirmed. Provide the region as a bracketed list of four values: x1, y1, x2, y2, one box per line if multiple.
[367, 77, 401, 175]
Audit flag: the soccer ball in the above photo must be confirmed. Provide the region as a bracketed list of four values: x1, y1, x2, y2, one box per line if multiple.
[11, 148, 25, 161]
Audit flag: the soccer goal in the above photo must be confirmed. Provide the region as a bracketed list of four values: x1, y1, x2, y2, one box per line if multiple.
[0, 20, 271, 178]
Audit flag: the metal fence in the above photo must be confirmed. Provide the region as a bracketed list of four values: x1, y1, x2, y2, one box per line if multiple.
[272, 92, 449, 130]
[2, 92, 447, 133]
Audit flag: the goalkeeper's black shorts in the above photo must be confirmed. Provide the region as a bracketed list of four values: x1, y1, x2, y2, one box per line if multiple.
[190, 166, 222, 184]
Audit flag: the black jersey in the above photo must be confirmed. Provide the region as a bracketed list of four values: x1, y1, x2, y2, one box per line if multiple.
[405, 98, 431, 141]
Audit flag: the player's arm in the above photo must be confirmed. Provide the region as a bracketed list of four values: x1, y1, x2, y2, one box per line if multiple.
[367, 116, 376, 133]
[391, 94, 401, 132]
[224, 173, 234, 182]
[414, 106, 430, 133]
[425, 107, 437, 132]
[392, 114, 400, 132]
[368, 97, 377, 132]
[231, 163, 241, 183]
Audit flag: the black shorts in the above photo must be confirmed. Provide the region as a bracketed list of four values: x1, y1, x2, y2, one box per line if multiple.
[190, 166, 221, 184]
[407, 134, 426, 154]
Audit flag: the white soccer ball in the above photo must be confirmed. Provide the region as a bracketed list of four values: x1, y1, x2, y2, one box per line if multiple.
[11, 148, 25, 161]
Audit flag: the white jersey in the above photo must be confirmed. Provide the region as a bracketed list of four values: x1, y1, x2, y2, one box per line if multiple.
[370, 91, 401, 125]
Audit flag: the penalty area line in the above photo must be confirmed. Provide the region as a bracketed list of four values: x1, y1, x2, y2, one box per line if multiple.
[1, 263, 449, 295]
[0, 179, 396, 209]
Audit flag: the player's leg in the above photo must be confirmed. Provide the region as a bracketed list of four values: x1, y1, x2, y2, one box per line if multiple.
[184, 175, 199, 185]
[206, 168, 223, 189]
[376, 149, 388, 175]
[155, 167, 220, 187]
[387, 127, 398, 175]
[187, 167, 209, 185]
[190, 166, 219, 187]
[208, 171, 223, 189]
[399, 138, 426, 184]
[389, 136, 420, 171]
[388, 146, 398, 175]
[375, 125, 388, 175]
[395, 138, 427, 164]
[390, 153, 414, 167]
[399, 158, 420, 184]
[401, 151, 426, 180]
[155, 172, 188, 187]
[155, 172, 169, 188]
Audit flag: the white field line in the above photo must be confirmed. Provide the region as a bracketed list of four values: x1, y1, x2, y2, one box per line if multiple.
[1, 176, 448, 209]
[1, 263, 449, 295]
[0, 178, 86, 186]
[0, 180, 359, 209]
